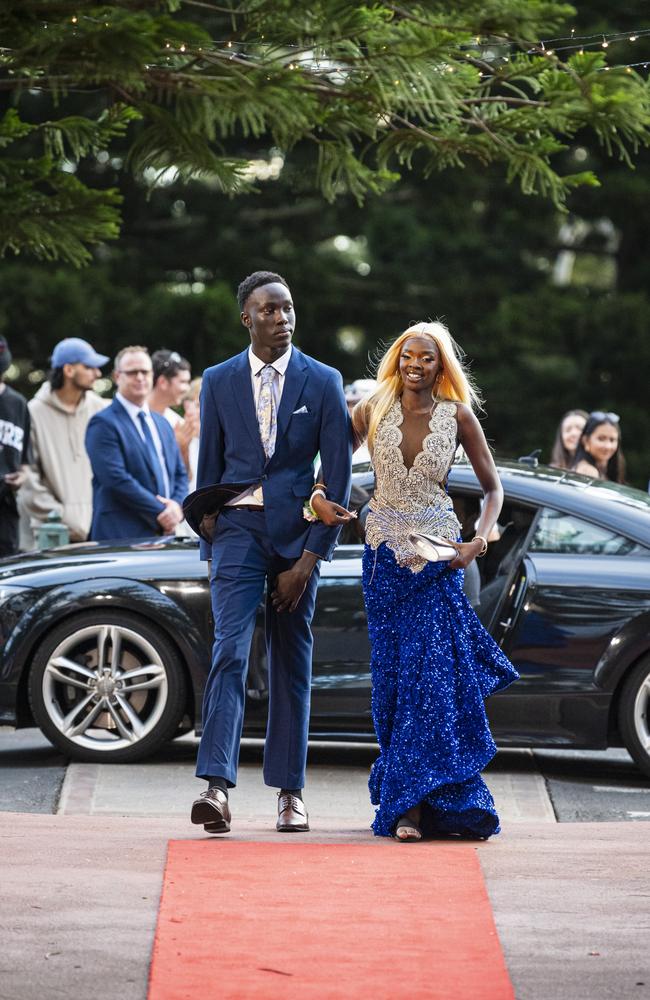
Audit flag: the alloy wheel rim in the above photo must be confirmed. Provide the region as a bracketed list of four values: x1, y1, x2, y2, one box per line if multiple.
[42, 624, 169, 751]
[632, 674, 650, 755]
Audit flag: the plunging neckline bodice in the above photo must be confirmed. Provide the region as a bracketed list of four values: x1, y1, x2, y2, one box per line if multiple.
[365, 397, 461, 571]
[396, 398, 440, 473]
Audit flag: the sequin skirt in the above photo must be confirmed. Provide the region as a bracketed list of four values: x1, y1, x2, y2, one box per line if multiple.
[362, 542, 519, 839]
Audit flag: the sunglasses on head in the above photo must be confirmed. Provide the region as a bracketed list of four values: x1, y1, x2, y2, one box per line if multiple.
[159, 352, 182, 370]
[589, 410, 620, 423]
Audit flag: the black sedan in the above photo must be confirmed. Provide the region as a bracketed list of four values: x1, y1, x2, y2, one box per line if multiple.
[1, 460, 650, 777]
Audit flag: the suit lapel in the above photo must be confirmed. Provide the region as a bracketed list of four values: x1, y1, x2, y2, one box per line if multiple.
[276, 349, 308, 443]
[113, 399, 159, 486]
[230, 351, 267, 463]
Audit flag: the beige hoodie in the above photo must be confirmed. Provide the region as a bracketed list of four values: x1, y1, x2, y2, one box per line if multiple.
[26, 382, 108, 541]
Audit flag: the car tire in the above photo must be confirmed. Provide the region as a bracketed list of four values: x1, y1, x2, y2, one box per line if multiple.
[618, 655, 650, 779]
[28, 610, 187, 763]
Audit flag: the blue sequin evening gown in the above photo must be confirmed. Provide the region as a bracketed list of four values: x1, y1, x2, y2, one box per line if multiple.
[363, 399, 519, 839]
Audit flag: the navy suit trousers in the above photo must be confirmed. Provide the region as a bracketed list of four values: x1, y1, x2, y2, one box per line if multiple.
[195, 508, 320, 788]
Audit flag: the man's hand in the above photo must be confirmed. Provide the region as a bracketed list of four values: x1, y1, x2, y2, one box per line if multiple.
[271, 551, 320, 613]
[310, 493, 356, 527]
[4, 469, 27, 491]
[156, 496, 184, 534]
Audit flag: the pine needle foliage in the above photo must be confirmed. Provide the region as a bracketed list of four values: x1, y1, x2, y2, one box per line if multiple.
[2, 0, 650, 264]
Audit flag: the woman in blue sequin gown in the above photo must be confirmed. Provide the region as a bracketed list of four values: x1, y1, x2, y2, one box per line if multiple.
[314, 321, 518, 841]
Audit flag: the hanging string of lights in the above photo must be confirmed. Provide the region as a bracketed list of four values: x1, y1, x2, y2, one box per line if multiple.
[538, 27, 648, 45]
[530, 27, 650, 57]
[48, 15, 650, 79]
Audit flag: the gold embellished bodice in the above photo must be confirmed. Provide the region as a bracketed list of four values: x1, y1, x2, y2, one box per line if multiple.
[366, 398, 460, 572]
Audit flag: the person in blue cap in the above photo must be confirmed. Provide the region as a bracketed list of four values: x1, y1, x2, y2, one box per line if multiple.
[25, 338, 110, 542]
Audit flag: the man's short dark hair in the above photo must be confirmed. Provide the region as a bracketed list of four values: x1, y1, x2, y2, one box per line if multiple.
[237, 271, 289, 311]
[151, 349, 191, 386]
[49, 368, 65, 390]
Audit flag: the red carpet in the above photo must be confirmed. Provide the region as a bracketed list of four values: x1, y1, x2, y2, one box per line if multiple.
[148, 841, 514, 1000]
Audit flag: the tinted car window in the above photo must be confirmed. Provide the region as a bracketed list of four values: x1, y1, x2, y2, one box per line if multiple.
[531, 508, 636, 555]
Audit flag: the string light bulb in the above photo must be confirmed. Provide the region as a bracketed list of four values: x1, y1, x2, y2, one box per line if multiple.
[630, 34, 638, 42]
[602, 37, 609, 48]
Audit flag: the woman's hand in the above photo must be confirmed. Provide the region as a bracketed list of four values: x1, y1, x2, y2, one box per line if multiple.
[310, 493, 357, 526]
[449, 538, 484, 570]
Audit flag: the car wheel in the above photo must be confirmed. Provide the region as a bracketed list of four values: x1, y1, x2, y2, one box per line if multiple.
[28, 611, 187, 763]
[618, 655, 650, 779]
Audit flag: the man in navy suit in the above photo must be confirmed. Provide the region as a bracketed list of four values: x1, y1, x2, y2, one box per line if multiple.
[190, 272, 352, 835]
[86, 346, 188, 541]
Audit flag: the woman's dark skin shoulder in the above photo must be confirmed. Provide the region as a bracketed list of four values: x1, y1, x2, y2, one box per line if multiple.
[455, 403, 500, 490]
[444, 403, 502, 569]
[351, 399, 370, 451]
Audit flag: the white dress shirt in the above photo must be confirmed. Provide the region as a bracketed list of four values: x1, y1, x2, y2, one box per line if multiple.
[115, 392, 171, 498]
[227, 345, 292, 507]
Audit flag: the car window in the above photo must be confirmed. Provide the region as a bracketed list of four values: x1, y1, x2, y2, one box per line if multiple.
[530, 508, 637, 555]
[451, 491, 536, 627]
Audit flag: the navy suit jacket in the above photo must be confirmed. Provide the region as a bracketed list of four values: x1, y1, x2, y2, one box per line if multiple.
[86, 398, 188, 541]
[197, 347, 352, 561]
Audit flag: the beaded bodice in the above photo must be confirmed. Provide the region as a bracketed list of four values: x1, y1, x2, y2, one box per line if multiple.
[365, 398, 460, 572]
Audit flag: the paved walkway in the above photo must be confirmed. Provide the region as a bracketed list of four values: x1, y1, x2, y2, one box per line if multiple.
[1, 746, 648, 999]
[56, 744, 555, 826]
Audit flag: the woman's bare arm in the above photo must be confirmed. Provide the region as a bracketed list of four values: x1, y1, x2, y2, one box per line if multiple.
[449, 403, 503, 569]
[351, 400, 370, 451]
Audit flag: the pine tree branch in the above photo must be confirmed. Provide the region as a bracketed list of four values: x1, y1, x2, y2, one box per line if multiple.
[1, 0, 650, 264]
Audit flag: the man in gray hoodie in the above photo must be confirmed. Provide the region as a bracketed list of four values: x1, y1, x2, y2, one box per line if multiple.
[26, 338, 109, 542]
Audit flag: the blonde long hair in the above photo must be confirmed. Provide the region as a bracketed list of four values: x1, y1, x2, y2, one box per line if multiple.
[357, 321, 482, 451]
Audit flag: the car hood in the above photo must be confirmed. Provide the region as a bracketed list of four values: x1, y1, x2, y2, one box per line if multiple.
[0, 536, 200, 586]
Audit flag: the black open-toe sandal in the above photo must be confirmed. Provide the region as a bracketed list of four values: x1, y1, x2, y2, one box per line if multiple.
[394, 814, 423, 842]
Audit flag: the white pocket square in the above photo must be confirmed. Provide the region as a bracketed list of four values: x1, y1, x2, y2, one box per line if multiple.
[292, 405, 309, 414]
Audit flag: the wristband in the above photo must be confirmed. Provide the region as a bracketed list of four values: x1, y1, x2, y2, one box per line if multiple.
[473, 534, 488, 557]
[303, 501, 319, 522]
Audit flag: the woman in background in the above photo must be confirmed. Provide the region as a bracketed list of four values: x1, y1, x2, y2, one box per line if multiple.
[549, 409, 588, 470]
[179, 377, 201, 493]
[572, 411, 625, 483]
[175, 377, 201, 538]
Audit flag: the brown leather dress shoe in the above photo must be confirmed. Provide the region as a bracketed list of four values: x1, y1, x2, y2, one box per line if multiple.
[276, 793, 309, 832]
[190, 788, 231, 833]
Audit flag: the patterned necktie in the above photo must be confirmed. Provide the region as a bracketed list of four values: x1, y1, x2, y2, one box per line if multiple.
[257, 364, 277, 459]
[137, 410, 167, 495]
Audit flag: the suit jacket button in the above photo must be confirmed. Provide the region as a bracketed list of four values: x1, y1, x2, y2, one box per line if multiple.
[262, 474, 268, 480]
